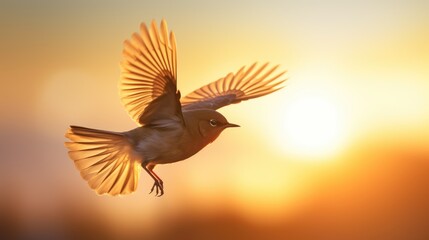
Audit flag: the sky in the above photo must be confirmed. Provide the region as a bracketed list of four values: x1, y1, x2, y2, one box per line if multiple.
[1, 0, 429, 239]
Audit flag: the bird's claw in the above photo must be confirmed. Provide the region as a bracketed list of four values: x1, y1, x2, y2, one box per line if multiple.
[149, 180, 164, 197]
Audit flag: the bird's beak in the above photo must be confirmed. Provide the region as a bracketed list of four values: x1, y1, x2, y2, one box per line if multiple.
[226, 123, 240, 128]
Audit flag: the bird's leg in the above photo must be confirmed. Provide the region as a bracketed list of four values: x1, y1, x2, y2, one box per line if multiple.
[142, 163, 164, 197]
[148, 164, 163, 188]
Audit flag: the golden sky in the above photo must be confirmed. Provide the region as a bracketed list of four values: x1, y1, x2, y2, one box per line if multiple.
[1, 1, 429, 239]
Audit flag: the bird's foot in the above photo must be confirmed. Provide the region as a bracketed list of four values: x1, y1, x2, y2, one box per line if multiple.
[149, 180, 164, 197]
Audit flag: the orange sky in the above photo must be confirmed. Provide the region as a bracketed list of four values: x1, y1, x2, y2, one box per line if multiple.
[1, 1, 429, 239]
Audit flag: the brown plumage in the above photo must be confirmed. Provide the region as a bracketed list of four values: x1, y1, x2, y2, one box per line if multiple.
[65, 19, 286, 196]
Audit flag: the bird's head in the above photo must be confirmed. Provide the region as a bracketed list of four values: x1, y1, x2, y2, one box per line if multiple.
[192, 110, 239, 143]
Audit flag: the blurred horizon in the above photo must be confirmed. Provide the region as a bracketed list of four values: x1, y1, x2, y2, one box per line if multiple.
[1, 0, 429, 239]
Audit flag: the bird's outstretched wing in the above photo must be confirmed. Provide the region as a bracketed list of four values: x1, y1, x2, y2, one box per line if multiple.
[181, 62, 286, 110]
[120, 19, 183, 126]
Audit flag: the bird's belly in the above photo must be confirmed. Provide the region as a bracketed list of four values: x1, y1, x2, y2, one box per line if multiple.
[128, 126, 207, 165]
[151, 141, 205, 165]
[131, 133, 195, 165]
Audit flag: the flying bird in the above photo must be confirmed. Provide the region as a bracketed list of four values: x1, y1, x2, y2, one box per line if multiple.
[65, 19, 286, 196]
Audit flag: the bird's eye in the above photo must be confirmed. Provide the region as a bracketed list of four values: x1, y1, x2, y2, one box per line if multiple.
[209, 119, 218, 127]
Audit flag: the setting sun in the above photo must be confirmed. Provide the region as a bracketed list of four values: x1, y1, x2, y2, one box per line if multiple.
[280, 92, 346, 159]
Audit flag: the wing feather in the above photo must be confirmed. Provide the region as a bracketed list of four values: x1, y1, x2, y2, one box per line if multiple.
[120, 19, 182, 126]
[181, 62, 287, 110]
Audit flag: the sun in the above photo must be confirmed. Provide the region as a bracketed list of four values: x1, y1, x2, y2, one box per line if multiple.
[278, 92, 347, 159]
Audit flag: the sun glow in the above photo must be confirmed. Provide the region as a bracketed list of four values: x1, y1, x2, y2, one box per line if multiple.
[279, 92, 347, 159]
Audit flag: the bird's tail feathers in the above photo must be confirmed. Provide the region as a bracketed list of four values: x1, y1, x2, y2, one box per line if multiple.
[65, 125, 140, 196]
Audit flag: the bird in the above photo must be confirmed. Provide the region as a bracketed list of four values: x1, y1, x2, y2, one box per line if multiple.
[65, 19, 287, 197]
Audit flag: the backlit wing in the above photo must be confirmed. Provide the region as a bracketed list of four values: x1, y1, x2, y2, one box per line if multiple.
[120, 19, 183, 126]
[181, 62, 286, 110]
